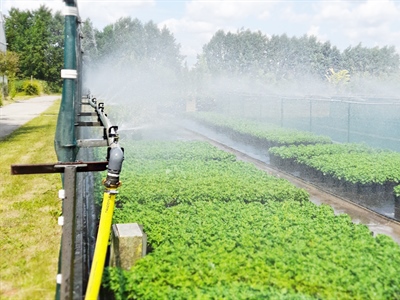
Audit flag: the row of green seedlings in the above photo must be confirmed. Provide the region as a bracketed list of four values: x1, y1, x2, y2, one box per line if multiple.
[269, 143, 400, 201]
[187, 112, 332, 147]
[187, 112, 400, 202]
[103, 140, 400, 300]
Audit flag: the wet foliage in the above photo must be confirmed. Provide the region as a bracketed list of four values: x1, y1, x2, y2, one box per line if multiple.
[188, 112, 332, 147]
[270, 143, 400, 185]
[104, 141, 400, 300]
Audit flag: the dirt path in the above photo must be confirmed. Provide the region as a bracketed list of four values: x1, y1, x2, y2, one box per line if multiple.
[0, 95, 60, 140]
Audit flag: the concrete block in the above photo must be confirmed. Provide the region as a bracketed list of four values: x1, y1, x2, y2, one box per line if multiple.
[109, 223, 147, 270]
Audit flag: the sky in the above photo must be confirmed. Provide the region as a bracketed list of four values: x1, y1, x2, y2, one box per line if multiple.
[2, 0, 400, 65]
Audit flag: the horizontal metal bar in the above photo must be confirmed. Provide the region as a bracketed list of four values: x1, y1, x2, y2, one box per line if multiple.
[11, 161, 108, 175]
[77, 139, 108, 148]
[75, 121, 102, 127]
[78, 112, 97, 117]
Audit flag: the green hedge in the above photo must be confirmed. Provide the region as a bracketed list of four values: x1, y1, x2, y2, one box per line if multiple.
[103, 141, 400, 299]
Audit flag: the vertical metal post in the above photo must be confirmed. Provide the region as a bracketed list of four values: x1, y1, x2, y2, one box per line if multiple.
[55, 1, 78, 163]
[56, 163, 87, 300]
[309, 99, 313, 132]
[59, 166, 77, 300]
[347, 102, 351, 143]
[280, 98, 284, 127]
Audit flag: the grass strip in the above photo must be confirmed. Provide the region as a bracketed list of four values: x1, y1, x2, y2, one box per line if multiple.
[0, 100, 62, 299]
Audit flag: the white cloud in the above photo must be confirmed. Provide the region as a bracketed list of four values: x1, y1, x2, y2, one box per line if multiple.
[185, 0, 278, 22]
[355, 0, 399, 26]
[78, 1, 155, 28]
[314, 1, 351, 22]
[158, 17, 223, 65]
[307, 25, 327, 43]
[282, 5, 310, 22]
[160, 18, 215, 34]
[313, 0, 400, 50]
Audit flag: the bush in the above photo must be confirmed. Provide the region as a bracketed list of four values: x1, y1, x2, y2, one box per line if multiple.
[47, 81, 62, 93]
[8, 80, 16, 99]
[38, 80, 51, 94]
[14, 80, 24, 93]
[22, 80, 41, 95]
[14, 79, 61, 95]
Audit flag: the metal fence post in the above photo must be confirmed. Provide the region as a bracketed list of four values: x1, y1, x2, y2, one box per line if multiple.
[347, 102, 351, 143]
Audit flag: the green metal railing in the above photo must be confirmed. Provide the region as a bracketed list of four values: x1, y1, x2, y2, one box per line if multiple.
[54, 1, 124, 299]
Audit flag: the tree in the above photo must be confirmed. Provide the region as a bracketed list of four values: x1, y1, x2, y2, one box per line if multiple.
[0, 50, 19, 81]
[81, 18, 98, 67]
[91, 17, 183, 70]
[0, 50, 19, 102]
[5, 5, 64, 89]
[83, 17, 185, 110]
[341, 43, 400, 76]
[202, 29, 268, 77]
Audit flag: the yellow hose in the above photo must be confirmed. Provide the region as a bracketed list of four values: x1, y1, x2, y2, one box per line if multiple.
[85, 187, 117, 299]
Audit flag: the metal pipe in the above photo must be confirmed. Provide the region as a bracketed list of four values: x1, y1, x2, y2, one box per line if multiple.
[55, 1, 78, 163]
[88, 97, 120, 146]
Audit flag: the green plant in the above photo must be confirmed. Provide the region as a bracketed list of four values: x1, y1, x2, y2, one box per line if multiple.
[22, 80, 41, 95]
[270, 143, 400, 185]
[38, 80, 51, 94]
[326, 68, 350, 86]
[8, 80, 17, 99]
[14, 80, 24, 93]
[187, 112, 332, 146]
[103, 140, 400, 299]
[47, 81, 62, 93]
[394, 185, 400, 197]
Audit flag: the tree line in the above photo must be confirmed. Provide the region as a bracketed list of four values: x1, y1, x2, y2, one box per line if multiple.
[199, 29, 400, 82]
[3, 5, 400, 98]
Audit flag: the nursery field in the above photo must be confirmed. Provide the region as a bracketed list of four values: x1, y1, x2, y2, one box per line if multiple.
[104, 140, 400, 299]
[185, 112, 400, 220]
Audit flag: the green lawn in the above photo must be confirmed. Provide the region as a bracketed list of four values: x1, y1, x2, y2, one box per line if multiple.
[0, 100, 62, 299]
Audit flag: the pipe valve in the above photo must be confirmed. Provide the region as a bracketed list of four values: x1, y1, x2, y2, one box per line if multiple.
[104, 146, 124, 188]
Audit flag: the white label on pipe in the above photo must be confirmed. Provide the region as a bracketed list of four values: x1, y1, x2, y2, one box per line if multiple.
[61, 69, 78, 79]
[63, 6, 78, 16]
